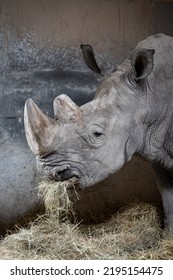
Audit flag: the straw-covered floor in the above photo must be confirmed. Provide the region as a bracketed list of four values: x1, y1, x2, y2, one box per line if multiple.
[0, 179, 173, 259]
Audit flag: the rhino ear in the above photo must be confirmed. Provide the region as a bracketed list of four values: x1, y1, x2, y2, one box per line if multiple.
[80, 44, 103, 75]
[24, 99, 56, 155]
[131, 48, 155, 81]
[53, 94, 82, 123]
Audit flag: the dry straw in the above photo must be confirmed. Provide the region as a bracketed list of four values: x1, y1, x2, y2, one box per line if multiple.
[0, 179, 173, 259]
[38, 179, 76, 221]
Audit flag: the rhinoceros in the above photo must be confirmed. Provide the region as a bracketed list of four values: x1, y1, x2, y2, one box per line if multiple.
[24, 33, 173, 231]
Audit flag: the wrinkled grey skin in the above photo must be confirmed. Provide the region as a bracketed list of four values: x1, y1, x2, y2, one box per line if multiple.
[24, 34, 173, 231]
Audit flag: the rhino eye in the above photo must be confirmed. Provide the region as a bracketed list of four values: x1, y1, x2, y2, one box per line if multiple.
[88, 124, 105, 146]
[93, 131, 102, 138]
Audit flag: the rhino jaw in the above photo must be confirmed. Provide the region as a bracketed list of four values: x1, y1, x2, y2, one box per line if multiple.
[24, 98, 56, 156]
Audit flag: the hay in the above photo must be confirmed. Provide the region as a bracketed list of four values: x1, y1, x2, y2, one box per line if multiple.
[0, 180, 173, 260]
[38, 179, 77, 221]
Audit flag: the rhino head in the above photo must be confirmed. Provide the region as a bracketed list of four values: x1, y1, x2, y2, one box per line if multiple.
[24, 46, 155, 187]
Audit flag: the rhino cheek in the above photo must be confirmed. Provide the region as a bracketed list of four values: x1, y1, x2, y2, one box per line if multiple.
[79, 126, 140, 187]
[77, 156, 116, 187]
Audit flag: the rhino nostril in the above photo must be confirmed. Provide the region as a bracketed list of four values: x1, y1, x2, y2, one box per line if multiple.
[52, 167, 80, 181]
[57, 169, 66, 176]
[53, 168, 71, 181]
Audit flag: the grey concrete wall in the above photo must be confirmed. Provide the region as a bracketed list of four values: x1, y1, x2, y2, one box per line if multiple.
[1, 0, 173, 230]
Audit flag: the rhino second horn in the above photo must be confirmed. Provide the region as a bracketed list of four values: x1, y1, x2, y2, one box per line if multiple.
[24, 98, 56, 155]
[53, 94, 82, 122]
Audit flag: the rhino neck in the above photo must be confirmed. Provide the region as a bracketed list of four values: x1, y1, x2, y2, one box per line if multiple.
[140, 107, 173, 169]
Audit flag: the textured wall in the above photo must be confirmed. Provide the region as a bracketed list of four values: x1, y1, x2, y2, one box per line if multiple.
[1, 0, 173, 230]
[1, 1, 151, 45]
[0, 0, 153, 72]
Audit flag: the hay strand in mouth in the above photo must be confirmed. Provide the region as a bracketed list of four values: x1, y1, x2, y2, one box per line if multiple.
[38, 179, 76, 220]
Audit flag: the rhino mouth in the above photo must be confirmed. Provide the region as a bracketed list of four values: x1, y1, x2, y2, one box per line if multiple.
[37, 156, 82, 185]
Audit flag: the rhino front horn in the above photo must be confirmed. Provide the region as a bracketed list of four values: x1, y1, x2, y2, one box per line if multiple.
[53, 94, 82, 122]
[24, 99, 56, 156]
